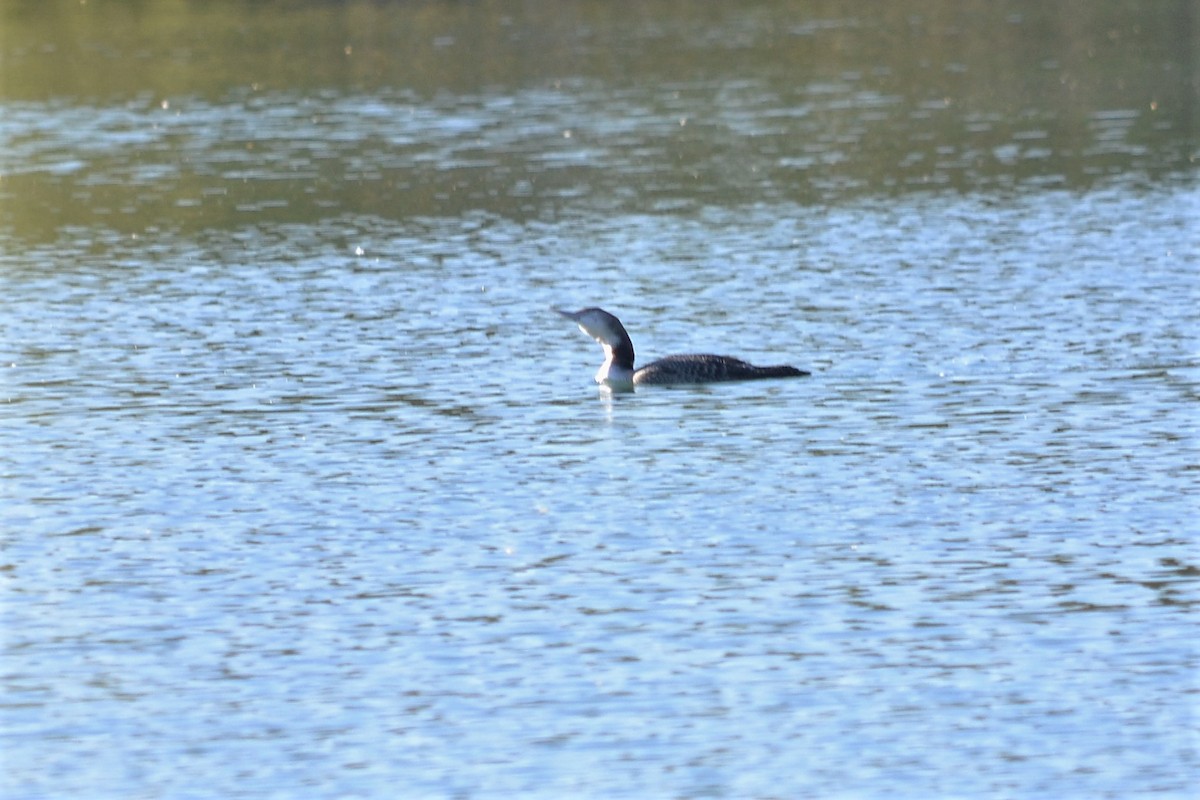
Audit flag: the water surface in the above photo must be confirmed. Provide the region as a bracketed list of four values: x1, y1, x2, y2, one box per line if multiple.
[2, 1, 1197, 798]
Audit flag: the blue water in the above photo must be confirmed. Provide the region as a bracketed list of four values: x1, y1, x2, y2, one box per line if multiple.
[2, 1, 1199, 796]
[4, 183, 1197, 798]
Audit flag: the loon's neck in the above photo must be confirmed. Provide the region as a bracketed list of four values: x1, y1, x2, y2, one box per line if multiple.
[596, 344, 635, 387]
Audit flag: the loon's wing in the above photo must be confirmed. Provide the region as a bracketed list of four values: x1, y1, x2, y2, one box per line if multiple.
[633, 354, 807, 385]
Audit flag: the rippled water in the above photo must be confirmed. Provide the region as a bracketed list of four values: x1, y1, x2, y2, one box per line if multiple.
[3, 1, 1198, 798]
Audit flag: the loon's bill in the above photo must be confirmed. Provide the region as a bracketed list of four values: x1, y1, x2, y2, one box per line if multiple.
[555, 306, 810, 388]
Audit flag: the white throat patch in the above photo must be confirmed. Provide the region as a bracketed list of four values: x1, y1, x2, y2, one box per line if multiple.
[595, 345, 635, 387]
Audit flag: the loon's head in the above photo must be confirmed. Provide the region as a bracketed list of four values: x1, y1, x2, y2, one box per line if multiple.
[555, 307, 630, 350]
[555, 307, 636, 387]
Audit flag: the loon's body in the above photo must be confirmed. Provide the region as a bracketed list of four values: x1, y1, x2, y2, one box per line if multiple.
[556, 307, 809, 389]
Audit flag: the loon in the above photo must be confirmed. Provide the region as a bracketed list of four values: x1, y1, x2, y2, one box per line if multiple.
[556, 307, 809, 388]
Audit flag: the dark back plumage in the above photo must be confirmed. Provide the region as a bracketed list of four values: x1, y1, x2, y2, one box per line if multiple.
[633, 354, 807, 385]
